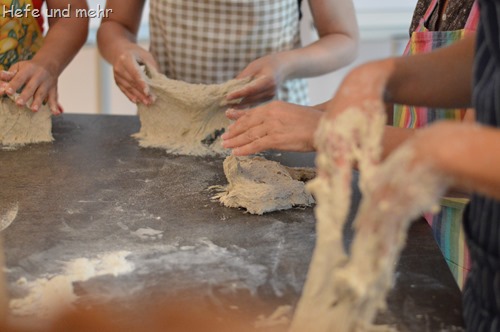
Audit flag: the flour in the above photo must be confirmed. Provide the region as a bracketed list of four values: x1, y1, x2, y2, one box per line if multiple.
[132, 227, 163, 240]
[255, 305, 292, 329]
[289, 105, 451, 332]
[9, 251, 134, 318]
[0, 203, 18, 232]
[212, 156, 315, 215]
[0, 96, 52, 147]
[133, 65, 252, 156]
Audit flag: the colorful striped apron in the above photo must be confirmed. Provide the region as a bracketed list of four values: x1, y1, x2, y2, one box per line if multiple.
[394, 0, 479, 289]
[393, 0, 479, 128]
[0, 0, 44, 71]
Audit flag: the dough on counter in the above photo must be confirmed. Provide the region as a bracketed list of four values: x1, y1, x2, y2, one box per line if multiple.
[289, 106, 450, 332]
[133, 66, 252, 156]
[0, 97, 53, 147]
[212, 156, 315, 215]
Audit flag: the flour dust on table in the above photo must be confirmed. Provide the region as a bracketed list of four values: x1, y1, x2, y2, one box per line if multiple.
[9, 251, 134, 319]
[134, 65, 253, 157]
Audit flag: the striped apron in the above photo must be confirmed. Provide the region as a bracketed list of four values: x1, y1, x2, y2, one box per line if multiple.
[394, 0, 479, 290]
[0, 0, 44, 70]
[393, 0, 479, 128]
[149, 0, 309, 105]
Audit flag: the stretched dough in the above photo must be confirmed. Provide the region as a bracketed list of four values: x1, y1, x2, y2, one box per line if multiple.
[290, 106, 449, 332]
[0, 97, 52, 147]
[134, 66, 252, 156]
[212, 156, 315, 215]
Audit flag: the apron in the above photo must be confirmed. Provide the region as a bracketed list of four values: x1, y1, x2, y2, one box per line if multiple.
[149, 0, 309, 105]
[393, 0, 479, 128]
[0, 0, 44, 70]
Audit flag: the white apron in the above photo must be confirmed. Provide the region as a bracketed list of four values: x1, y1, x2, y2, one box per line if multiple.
[149, 0, 309, 105]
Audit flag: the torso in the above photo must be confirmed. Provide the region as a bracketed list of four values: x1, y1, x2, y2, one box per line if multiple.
[148, 0, 309, 105]
[463, 0, 500, 329]
[410, 0, 475, 34]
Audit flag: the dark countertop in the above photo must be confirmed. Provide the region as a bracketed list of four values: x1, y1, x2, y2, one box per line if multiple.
[0, 114, 464, 330]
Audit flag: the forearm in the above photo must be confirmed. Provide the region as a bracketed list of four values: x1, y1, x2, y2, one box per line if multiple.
[34, 11, 88, 75]
[97, 22, 140, 65]
[279, 0, 358, 79]
[97, 0, 145, 65]
[427, 123, 500, 200]
[278, 33, 358, 79]
[385, 34, 476, 108]
[381, 126, 416, 160]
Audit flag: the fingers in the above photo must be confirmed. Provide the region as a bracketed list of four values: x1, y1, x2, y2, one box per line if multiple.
[114, 50, 157, 105]
[16, 76, 54, 111]
[0, 61, 62, 114]
[222, 108, 264, 141]
[0, 69, 16, 82]
[222, 122, 267, 149]
[226, 76, 276, 105]
[225, 108, 246, 121]
[47, 88, 60, 115]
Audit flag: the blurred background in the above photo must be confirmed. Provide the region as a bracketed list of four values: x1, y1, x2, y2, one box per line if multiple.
[56, 0, 417, 115]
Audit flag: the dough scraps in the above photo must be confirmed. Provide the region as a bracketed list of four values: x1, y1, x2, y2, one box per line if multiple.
[9, 251, 134, 319]
[0, 96, 52, 147]
[212, 156, 315, 215]
[289, 105, 451, 332]
[133, 66, 253, 156]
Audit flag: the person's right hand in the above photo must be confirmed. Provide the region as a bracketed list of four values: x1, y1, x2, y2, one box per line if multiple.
[0, 59, 60, 115]
[221, 101, 323, 155]
[323, 60, 394, 122]
[113, 46, 159, 105]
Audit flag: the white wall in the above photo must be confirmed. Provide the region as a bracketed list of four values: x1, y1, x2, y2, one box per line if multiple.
[58, 1, 416, 114]
[302, 1, 414, 105]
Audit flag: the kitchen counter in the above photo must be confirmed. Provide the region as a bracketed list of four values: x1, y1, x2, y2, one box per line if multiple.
[0, 114, 464, 330]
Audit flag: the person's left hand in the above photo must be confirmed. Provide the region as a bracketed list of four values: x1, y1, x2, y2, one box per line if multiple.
[225, 54, 286, 108]
[221, 100, 322, 156]
[0, 60, 60, 115]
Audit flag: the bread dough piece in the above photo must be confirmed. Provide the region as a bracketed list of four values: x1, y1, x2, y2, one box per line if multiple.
[0, 97, 52, 147]
[289, 106, 450, 332]
[212, 156, 315, 215]
[134, 66, 252, 156]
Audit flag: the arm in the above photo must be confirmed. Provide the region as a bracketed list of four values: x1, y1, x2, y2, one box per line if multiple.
[97, 0, 157, 104]
[0, 0, 89, 114]
[410, 121, 500, 200]
[227, 0, 358, 106]
[223, 30, 476, 156]
[324, 34, 476, 157]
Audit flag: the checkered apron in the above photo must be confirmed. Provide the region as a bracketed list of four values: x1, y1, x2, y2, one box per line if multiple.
[149, 0, 309, 105]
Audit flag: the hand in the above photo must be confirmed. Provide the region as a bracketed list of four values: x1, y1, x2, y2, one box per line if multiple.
[0, 60, 60, 115]
[226, 54, 286, 107]
[323, 60, 394, 122]
[113, 46, 159, 105]
[221, 100, 322, 156]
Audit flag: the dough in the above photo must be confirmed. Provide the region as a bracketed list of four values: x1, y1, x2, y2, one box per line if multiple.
[134, 66, 252, 156]
[289, 106, 450, 332]
[0, 96, 53, 147]
[212, 156, 315, 215]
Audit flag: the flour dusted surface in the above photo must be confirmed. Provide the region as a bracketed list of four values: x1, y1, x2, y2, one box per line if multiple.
[134, 66, 252, 156]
